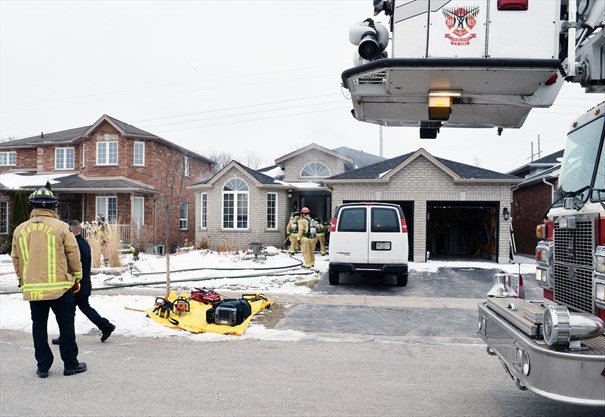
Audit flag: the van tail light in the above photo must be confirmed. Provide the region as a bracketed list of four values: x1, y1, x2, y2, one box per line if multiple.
[330, 217, 337, 232]
[400, 217, 408, 233]
[544, 289, 554, 301]
[599, 217, 605, 245]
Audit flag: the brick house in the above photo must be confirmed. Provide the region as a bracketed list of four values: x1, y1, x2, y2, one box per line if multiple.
[326, 149, 522, 263]
[0, 115, 214, 253]
[508, 150, 563, 255]
[191, 144, 521, 264]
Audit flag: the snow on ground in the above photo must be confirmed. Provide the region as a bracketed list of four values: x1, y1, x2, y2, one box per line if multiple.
[0, 248, 536, 341]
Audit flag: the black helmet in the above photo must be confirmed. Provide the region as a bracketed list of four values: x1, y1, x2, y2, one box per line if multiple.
[28, 187, 58, 208]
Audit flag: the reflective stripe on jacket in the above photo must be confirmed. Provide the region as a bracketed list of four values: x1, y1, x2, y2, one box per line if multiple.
[11, 208, 82, 301]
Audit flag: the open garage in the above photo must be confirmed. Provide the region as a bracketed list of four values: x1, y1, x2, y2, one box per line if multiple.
[426, 201, 499, 261]
[325, 149, 521, 263]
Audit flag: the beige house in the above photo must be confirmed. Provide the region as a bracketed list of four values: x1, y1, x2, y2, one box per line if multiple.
[191, 145, 521, 263]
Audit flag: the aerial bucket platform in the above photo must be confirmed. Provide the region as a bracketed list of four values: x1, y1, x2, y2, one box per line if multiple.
[343, 0, 568, 138]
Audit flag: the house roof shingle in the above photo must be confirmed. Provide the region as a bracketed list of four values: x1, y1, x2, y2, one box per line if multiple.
[332, 146, 386, 168]
[0, 172, 157, 193]
[327, 150, 519, 181]
[0, 115, 214, 165]
[507, 149, 564, 176]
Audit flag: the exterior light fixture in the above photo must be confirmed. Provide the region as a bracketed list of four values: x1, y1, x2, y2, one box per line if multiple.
[503, 207, 510, 221]
[427, 91, 461, 121]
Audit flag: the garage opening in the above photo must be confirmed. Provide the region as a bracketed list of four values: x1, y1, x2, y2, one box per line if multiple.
[426, 201, 499, 261]
[343, 200, 414, 261]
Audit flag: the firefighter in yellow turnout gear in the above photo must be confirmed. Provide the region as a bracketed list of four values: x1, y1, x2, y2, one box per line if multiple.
[315, 218, 327, 256]
[11, 187, 87, 378]
[296, 207, 316, 268]
[286, 212, 300, 254]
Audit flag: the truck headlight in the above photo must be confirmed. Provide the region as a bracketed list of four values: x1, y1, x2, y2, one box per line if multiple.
[595, 246, 605, 273]
[535, 240, 553, 265]
[535, 268, 544, 282]
[596, 282, 605, 302]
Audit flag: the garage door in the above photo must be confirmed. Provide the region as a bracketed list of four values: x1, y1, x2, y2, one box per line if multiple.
[343, 200, 413, 261]
[426, 201, 498, 261]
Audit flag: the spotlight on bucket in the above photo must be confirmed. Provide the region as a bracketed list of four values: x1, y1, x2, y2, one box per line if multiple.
[487, 273, 518, 298]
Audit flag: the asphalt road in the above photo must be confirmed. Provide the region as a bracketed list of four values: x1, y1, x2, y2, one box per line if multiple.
[1, 267, 601, 416]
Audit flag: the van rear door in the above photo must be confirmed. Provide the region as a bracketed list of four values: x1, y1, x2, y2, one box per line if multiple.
[369, 206, 406, 264]
[335, 206, 368, 264]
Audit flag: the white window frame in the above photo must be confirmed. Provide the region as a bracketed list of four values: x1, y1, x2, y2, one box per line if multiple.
[300, 161, 331, 178]
[183, 156, 190, 177]
[266, 192, 278, 230]
[133, 142, 145, 166]
[200, 193, 207, 229]
[55, 147, 75, 170]
[132, 197, 144, 226]
[179, 202, 189, 230]
[96, 196, 118, 223]
[0, 151, 16, 166]
[96, 141, 118, 165]
[0, 201, 8, 234]
[222, 178, 249, 230]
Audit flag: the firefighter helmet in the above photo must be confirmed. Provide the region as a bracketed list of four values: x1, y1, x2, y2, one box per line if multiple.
[301, 207, 310, 214]
[28, 187, 58, 208]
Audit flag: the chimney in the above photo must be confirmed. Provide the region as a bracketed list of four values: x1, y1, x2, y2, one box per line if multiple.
[41, 132, 44, 138]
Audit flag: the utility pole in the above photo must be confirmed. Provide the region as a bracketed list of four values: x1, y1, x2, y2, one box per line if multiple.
[529, 135, 542, 161]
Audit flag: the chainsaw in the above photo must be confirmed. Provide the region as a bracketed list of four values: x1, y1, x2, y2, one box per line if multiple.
[189, 287, 222, 305]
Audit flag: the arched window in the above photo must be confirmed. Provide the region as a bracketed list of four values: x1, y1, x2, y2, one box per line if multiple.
[301, 162, 331, 178]
[222, 178, 249, 229]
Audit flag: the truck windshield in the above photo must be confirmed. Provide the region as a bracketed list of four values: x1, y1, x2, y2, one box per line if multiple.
[553, 116, 605, 205]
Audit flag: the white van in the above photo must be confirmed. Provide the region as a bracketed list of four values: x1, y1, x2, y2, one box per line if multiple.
[328, 202, 409, 286]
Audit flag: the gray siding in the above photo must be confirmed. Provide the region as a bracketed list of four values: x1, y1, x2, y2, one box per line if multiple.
[194, 167, 288, 250]
[330, 156, 513, 263]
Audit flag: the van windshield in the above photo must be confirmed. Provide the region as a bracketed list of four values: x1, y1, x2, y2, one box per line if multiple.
[338, 207, 367, 232]
[371, 208, 400, 232]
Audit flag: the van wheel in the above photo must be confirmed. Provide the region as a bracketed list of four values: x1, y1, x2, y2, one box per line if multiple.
[396, 273, 408, 287]
[328, 269, 340, 285]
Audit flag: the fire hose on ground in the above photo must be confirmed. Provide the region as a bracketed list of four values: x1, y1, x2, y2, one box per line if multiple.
[0, 255, 318, 295]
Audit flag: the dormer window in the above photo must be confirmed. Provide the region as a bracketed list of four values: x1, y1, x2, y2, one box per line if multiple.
[97, 141, 118, 165]
[301, 162, 331, 178]
[55, 147, 75, 170]
[0, 151, 16, 166]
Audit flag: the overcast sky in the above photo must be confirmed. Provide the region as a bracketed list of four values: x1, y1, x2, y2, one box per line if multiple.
[1, 0, 603, 173]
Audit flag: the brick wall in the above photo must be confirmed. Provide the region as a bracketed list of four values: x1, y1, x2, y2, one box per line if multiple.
[0, 148, 37, 173]
[330, 156, 514, 263]
[2, 121, 212, 251]
[511, 181, 555, 255]
[193, 166, 288, 250]
[282, 149, 347, 182]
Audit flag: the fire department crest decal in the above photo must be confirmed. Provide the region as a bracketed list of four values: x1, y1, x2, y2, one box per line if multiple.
[442, 6, 479, 46]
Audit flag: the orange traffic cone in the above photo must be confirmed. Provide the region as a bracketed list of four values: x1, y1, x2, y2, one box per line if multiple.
[517, 274, 525, 299]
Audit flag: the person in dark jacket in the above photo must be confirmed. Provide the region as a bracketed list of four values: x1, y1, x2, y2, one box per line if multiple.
[52, 220, 115, 345]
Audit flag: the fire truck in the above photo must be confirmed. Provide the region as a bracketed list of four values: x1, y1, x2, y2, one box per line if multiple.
[341, 0, 605, 406]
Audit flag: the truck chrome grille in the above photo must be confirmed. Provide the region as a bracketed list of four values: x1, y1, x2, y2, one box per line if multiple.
[554, 218, 594, 268]
[553, 214, 597, 314]
[553, 264, 593, 313]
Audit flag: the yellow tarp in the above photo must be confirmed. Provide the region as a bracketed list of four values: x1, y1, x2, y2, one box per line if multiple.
[146, 291, 272, 336]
